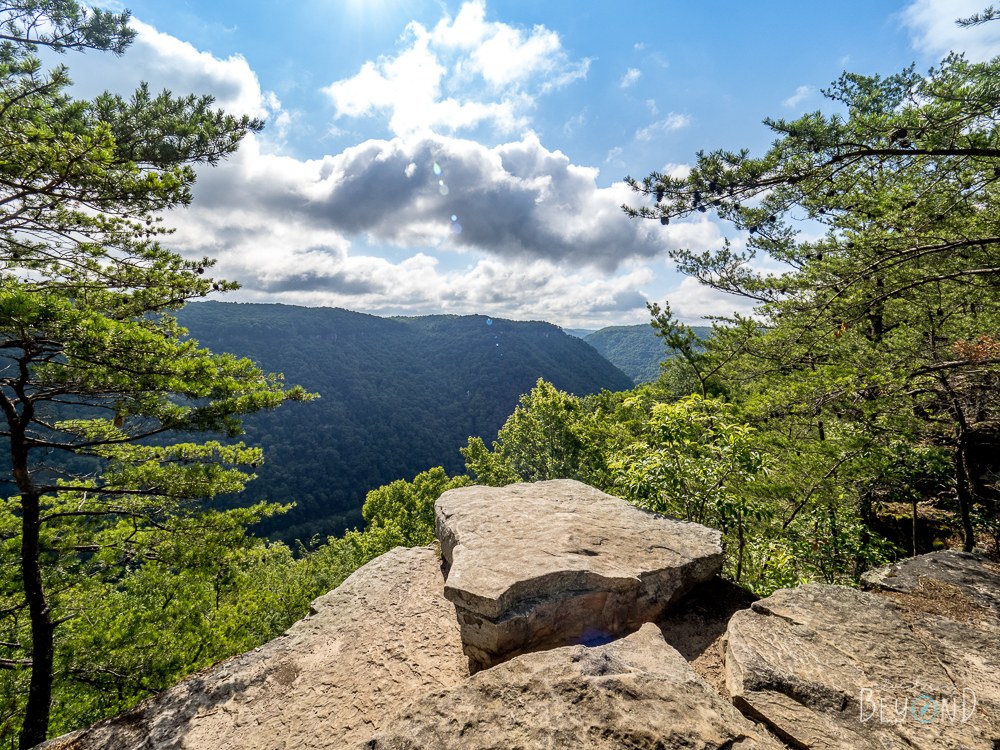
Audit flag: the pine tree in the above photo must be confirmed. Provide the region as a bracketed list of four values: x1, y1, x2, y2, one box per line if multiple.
[626, 20, 1000, 554]
[0, 4, 312, 746]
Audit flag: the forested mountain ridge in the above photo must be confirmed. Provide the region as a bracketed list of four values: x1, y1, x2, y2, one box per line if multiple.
[584, 324, 712, 384]
[174, 302, 634, 544]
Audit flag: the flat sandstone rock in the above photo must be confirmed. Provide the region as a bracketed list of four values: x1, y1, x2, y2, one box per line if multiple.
[37, 545, 467, 750]
[435, 479, 724, 669]
[724, 583, 1000, 750]
[356, 622, 784, 750]
[860, 549, 1000, 612]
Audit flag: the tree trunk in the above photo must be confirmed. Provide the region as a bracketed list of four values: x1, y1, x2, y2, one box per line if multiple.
[911, 497, 918, 558]
[736, 511, 745, 584]
[955, 446, 976, 553]
[6, 386, 54, 749]
[19, 491, 54, 750]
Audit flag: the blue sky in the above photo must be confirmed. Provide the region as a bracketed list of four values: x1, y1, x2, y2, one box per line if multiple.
[58, 0, 1000, 326]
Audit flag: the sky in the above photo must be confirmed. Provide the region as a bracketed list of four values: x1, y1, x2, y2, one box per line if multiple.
[52, 0, 1000, 326]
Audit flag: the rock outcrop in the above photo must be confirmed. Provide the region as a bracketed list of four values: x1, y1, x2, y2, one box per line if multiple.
[356, 622, 783, 750]
[38, 545, 468, 750]
[436, 479, 724, 670]
[861, 548, 1000, 612]
[724, 580, 1000, 749]
[36, 486, 1000, 750]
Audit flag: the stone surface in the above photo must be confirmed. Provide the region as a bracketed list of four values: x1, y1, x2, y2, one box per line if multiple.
[435, 479, 724, 669]
[724, 583, 1000, 750]
[355, 622, 784, 750]
[37, 545, 467, 750]
[860, 549, 1000, 612]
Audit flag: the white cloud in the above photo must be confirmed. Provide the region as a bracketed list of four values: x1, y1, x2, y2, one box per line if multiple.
[620, 68, 642, 87]
[662, 163, 692, 180]
[437, 2, 560, 85]
[563, 108, 587, 136]
[50, 18, 287, 144]
[663, 276, 759, 322]
[69, 18, 281, 118]
[322, 0, 590, 136]
[604, 146, 623, 165]
[782, 85, 815, 109]
[126, 20, 277, 119]
[539, 57, 594, 94]
[160, 130, 729, 324]
[901, 0, 1000, 61]
[635, 114, 690, 140]
[646, 99, 658, 115]
[177, 131, 725, 273]
[634, 42, 645, 50]
[221, 253, 657, 327]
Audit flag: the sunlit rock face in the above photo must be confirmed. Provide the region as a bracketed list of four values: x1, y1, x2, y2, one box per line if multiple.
[435, 479, 724, 671]
[356, 622, 785, 750]
[725, 577, 1000, 750]
[36, 546, 468, 750]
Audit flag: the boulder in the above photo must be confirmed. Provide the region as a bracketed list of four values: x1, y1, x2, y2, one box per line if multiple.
[38, 545, 468, 750]
[861, 549, 1000, 612]
[724, 583, 1000, 750]
[356, 622, 784, 750]
[435, 479, 724, 670]
[863, 550, 1000, 737]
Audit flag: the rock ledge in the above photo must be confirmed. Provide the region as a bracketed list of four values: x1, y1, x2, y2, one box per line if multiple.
[436, 479, 724, 669]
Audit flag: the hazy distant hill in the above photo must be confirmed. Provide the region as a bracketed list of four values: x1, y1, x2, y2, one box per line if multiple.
[562, 328, 597, 339]
[584, 324, 712, 384]
[174, 303, 633, 544]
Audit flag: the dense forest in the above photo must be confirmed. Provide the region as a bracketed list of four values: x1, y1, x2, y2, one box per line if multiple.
[174, 303, 633, 544]
[584, 324, 712, 383]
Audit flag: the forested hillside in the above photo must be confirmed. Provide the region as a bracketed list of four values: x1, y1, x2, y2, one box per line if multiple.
[175, 303, 633, 543]
[584, 324, 712, 383]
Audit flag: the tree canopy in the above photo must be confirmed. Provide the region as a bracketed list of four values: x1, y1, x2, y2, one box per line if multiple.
[0, 3, 312, 746]
[625, 19, 1000, 558]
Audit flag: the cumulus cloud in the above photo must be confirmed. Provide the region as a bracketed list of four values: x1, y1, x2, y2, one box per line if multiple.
[661, 276, 760, 322]
[50, 8, 739, 324]
[220, 253, 656, 327]
[48, 17, 289, 150]
[176, 131, 724, 275]
[322, 0, 592, 136]
[662, 163, 692, 180]
[901, 0, 1000, 61]
[635, 114, 690, 140]
[57, 19, 283, 123]
[620, 68, 642, 87]
[782, 85, 814, 109]
[157, 129, 731, 323]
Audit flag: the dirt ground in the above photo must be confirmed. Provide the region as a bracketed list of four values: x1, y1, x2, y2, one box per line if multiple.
[655, 577, 759, 698]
